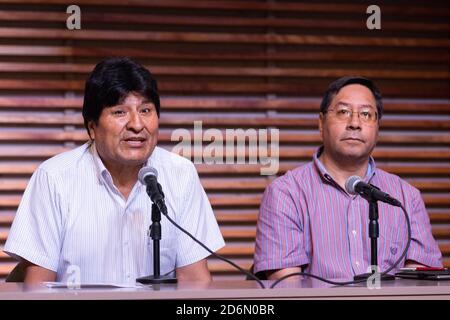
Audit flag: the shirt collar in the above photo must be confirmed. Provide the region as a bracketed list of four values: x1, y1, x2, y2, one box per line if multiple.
[313, 146, 376, 183]
[89, 141, 110, 185]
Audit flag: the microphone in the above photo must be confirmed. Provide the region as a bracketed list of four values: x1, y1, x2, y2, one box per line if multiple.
[138, 166, 168, 215]
[137, 166, 266, 288]
[345, 175, 402, 207]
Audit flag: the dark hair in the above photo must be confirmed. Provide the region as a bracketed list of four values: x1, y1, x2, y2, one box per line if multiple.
[319, 76, 383, 120]
[82, 57, 160, 136]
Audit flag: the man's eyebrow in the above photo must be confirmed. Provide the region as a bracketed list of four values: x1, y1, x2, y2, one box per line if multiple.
[111, 100, 154, 107]
[335, 102, 351, 107]
[335, 101, 374, 109]
[359, 104, 375, 109]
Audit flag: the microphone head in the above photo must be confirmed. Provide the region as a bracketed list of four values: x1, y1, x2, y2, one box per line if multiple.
[138, 166, 158, 185]
[345, 175, 362, 195]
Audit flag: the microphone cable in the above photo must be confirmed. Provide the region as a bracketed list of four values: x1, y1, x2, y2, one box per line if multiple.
[139, 166, 265, 288]
[162, 212, 267, 289]
[270, 203, 411, 288]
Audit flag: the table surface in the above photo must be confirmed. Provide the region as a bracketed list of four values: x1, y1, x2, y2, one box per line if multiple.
[1, 278, 450, 300]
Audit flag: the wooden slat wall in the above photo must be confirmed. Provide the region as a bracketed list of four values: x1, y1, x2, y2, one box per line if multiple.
[0, 0, 449, 280]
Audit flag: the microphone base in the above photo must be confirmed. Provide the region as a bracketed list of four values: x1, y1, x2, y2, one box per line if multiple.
[353, 272, 395, 281]
[136, 275, 178, 285]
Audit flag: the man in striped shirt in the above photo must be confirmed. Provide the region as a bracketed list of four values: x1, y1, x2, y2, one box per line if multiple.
[5, 57, 225, 284]
[254, 76, 442, 280]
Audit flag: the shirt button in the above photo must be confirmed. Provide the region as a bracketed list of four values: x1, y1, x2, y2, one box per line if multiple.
[352, 230, 357, 236]
[355, 261, 360, 266]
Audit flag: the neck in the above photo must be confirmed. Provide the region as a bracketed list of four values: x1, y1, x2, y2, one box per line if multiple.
[319, 150, 369, 191]
[103, 161, 143, 199]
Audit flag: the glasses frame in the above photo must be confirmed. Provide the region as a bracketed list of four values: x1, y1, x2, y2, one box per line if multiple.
[324, 106, 379, 125]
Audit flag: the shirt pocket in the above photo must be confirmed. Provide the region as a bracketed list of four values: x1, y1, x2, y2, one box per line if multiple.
[378, 212, 407, 270]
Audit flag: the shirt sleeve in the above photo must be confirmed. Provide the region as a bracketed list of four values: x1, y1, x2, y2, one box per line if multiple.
[3, 168, 63, 272]
[174, 162, 225, 268]
[405, 188, 443, 267]
[253, 174, 309, 276]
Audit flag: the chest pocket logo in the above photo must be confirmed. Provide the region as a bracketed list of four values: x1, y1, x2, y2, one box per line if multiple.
[390, 246, 398, 256]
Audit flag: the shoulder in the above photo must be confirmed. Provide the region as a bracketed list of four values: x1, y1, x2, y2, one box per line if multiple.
[37, 143, 91, 178]
[150, 147, 199, 190]
[269, 162, 315, 190]
[151, 146, 196, 171]
[373, 168, 421, 196]
[264, 162, 315, 199]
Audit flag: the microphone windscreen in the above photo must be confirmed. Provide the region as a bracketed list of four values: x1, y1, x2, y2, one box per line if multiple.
[138, 166, 158, 185]
[345, 175, 362, 195]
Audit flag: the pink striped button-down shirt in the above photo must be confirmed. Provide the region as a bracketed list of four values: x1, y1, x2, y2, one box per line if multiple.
[254, 148, 442, 279]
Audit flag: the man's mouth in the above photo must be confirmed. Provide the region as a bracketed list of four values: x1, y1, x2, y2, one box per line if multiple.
[123, 137, 147, 146]
[341, 137, 364, 143]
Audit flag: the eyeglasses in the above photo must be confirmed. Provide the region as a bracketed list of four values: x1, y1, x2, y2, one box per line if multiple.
[324, 106, 378, 124]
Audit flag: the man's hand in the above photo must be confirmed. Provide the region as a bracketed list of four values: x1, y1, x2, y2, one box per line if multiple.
[404, 260, 428, 269]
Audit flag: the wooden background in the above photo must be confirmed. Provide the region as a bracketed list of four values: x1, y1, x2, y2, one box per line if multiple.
[0, 0, 449, 281]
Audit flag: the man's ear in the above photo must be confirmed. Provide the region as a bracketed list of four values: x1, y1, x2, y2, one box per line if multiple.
[87, 121, 96, 140]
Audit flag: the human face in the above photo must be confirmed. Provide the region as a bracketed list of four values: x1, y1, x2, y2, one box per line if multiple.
[88, 92, 159, 171]
[319, 84, 379, 163]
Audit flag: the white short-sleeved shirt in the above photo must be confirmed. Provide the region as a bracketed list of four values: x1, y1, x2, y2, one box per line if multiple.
[4, 142, 225, 284]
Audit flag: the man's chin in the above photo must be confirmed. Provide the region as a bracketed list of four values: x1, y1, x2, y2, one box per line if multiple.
[118, 152, 152, 166]
[339, 150, 371, 163]
[121, 145, 154, 158]
[334, 146, 369, 160]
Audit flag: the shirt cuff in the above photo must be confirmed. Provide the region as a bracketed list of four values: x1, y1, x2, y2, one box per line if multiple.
[254, 254, 310, 275]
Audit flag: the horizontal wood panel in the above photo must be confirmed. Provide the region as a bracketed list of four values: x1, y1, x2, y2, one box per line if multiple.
[429, 210, 450, 223]
[1, 113, 449, 130]
[2, 46, 449, 65]
[3, 177, 448, 193]
[1, 194, 449, 209]
[2, 28, 449, 48]
[1, 161, 450, 176]
[1, 208, 450, 227]
[1, 130, 450, 146]
[1, 97, 449, 113]
[1, 62, 448, 80]
[0, 81, 448, 98]
[1, 0, 449, 17]
[2, 12, 450, 35]
[0, 145, 449, 161]
[0, 1, 448, 282]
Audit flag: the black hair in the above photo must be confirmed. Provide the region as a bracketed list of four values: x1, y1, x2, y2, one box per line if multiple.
[319, 76, 383, 120]
[82, 57, 160, 136]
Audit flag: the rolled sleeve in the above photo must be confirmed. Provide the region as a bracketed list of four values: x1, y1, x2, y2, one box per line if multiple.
[254, 176, 309, 275]
[4, 168, 63, 272]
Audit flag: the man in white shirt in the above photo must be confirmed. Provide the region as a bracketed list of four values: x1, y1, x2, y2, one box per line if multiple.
[4, 57, 225, 284]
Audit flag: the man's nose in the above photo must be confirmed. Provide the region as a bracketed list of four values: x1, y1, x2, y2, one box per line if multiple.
[127, 111, 144, 132]
[347, 110, 362, 130]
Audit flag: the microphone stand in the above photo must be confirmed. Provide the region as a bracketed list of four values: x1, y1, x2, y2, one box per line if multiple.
[354, 197, 395, 281]
[136, 203, 177, 284]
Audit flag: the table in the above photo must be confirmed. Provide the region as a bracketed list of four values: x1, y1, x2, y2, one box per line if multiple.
[1, 278, 450, 300]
